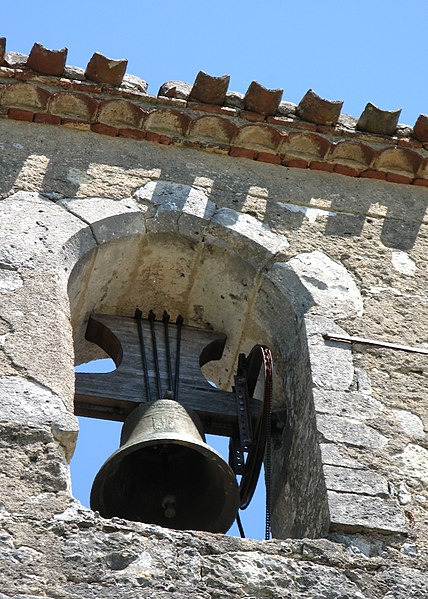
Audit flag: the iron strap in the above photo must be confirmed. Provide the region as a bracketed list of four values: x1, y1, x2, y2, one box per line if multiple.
[134, 309, 151, 403]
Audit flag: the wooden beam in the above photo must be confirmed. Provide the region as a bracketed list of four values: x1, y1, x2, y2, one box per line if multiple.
[74, 314, 262, 436]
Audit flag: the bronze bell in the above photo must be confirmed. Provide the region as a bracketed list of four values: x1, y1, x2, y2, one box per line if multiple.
[90, 399, 240, 533]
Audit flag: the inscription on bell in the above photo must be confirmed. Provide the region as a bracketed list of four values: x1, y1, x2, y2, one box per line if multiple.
[152, 415, 175, 432]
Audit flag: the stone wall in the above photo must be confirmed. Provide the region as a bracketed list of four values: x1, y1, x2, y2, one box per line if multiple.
[1, 116, 428, 597]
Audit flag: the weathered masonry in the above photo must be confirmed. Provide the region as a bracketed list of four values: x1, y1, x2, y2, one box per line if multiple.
[1, 40, 428, 598]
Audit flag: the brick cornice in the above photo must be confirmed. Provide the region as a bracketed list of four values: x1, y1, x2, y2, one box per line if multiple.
[1, 42, 428, 187]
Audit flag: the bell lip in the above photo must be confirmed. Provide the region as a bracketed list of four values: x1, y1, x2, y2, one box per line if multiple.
[90, 434, 240, 533]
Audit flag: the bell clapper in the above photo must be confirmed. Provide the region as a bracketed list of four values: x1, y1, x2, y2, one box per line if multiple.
[161, 494, 177, 518]
[159, 445, 176, 518]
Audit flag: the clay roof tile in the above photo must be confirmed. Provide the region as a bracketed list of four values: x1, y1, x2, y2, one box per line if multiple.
[85, 52, 128, 87]
[189, 71, 230, 106]
[357, 103, 401, 136]
[243, 81, 283, 116]
[27, 42, 67, 77]
[296, 89, 343, 127]
[0, 37, 5, 65]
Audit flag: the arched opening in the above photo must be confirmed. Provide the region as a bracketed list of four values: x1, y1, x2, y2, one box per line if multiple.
[68, 226, 328, 539]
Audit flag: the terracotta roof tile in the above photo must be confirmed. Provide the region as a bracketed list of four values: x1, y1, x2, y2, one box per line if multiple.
[2, 39, 428, 187]
[189, 71, 230, 106]
[412, 114, 428, 143]
[85, 52, 127, 87]
[244, 81, 283, 116]
[357, 103, 401, 136]
[0, 37, 5, 65]
[27, 42, 67, 76]
[296, 89, 343, 127]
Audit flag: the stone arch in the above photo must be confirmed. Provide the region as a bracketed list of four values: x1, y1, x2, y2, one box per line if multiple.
[1, 182, 403, 540]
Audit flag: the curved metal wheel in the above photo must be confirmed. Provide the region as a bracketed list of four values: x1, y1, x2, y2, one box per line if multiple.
[230, 344, 273, 510]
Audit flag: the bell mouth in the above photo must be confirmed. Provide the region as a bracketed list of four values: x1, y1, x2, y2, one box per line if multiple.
[90, 400, 240, 533]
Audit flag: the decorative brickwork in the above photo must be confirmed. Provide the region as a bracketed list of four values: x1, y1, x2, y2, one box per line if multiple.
[1, 40, 428, 187]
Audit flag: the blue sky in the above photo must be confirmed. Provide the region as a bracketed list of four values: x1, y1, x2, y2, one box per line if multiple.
[3, 1, 428, 125]
[3, 1, 428, 539]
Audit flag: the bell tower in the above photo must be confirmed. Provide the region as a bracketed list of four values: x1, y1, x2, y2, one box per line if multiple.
[1, 39, 427, 597]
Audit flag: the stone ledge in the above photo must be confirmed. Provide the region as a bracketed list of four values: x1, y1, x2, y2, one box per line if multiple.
[328, 490, 407, 534]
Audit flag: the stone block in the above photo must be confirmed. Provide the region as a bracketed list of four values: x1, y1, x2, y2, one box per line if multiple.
[393, 409, 425, 439]
[85, 52, 127, 86]
[286, 250, 363, 319]
[328, 490, 406, 534]
[243, 81, 283, 115]
[324, 465, 389, 496]
[121, 73, 148, 94]
[4, 50, 27, 67]
[0, 269, 23, 293]
[296, 89, 343, 126]
[134, 180, 214, 239]
[320, 443, 364, 468]
[0, 191, 96, 272]
[189, 70, 230, 106]
[0, 376, 78, 460]
[313, 389, 384, 420]
[207, 207, 289, 268]
[59, 197, 146, 246]
[317, 414, 388, 449]
[394, 443, 428, 486]
[26, 42, 67, 76]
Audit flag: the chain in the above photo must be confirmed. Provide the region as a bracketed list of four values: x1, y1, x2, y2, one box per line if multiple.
[261, 346, 273, 541]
